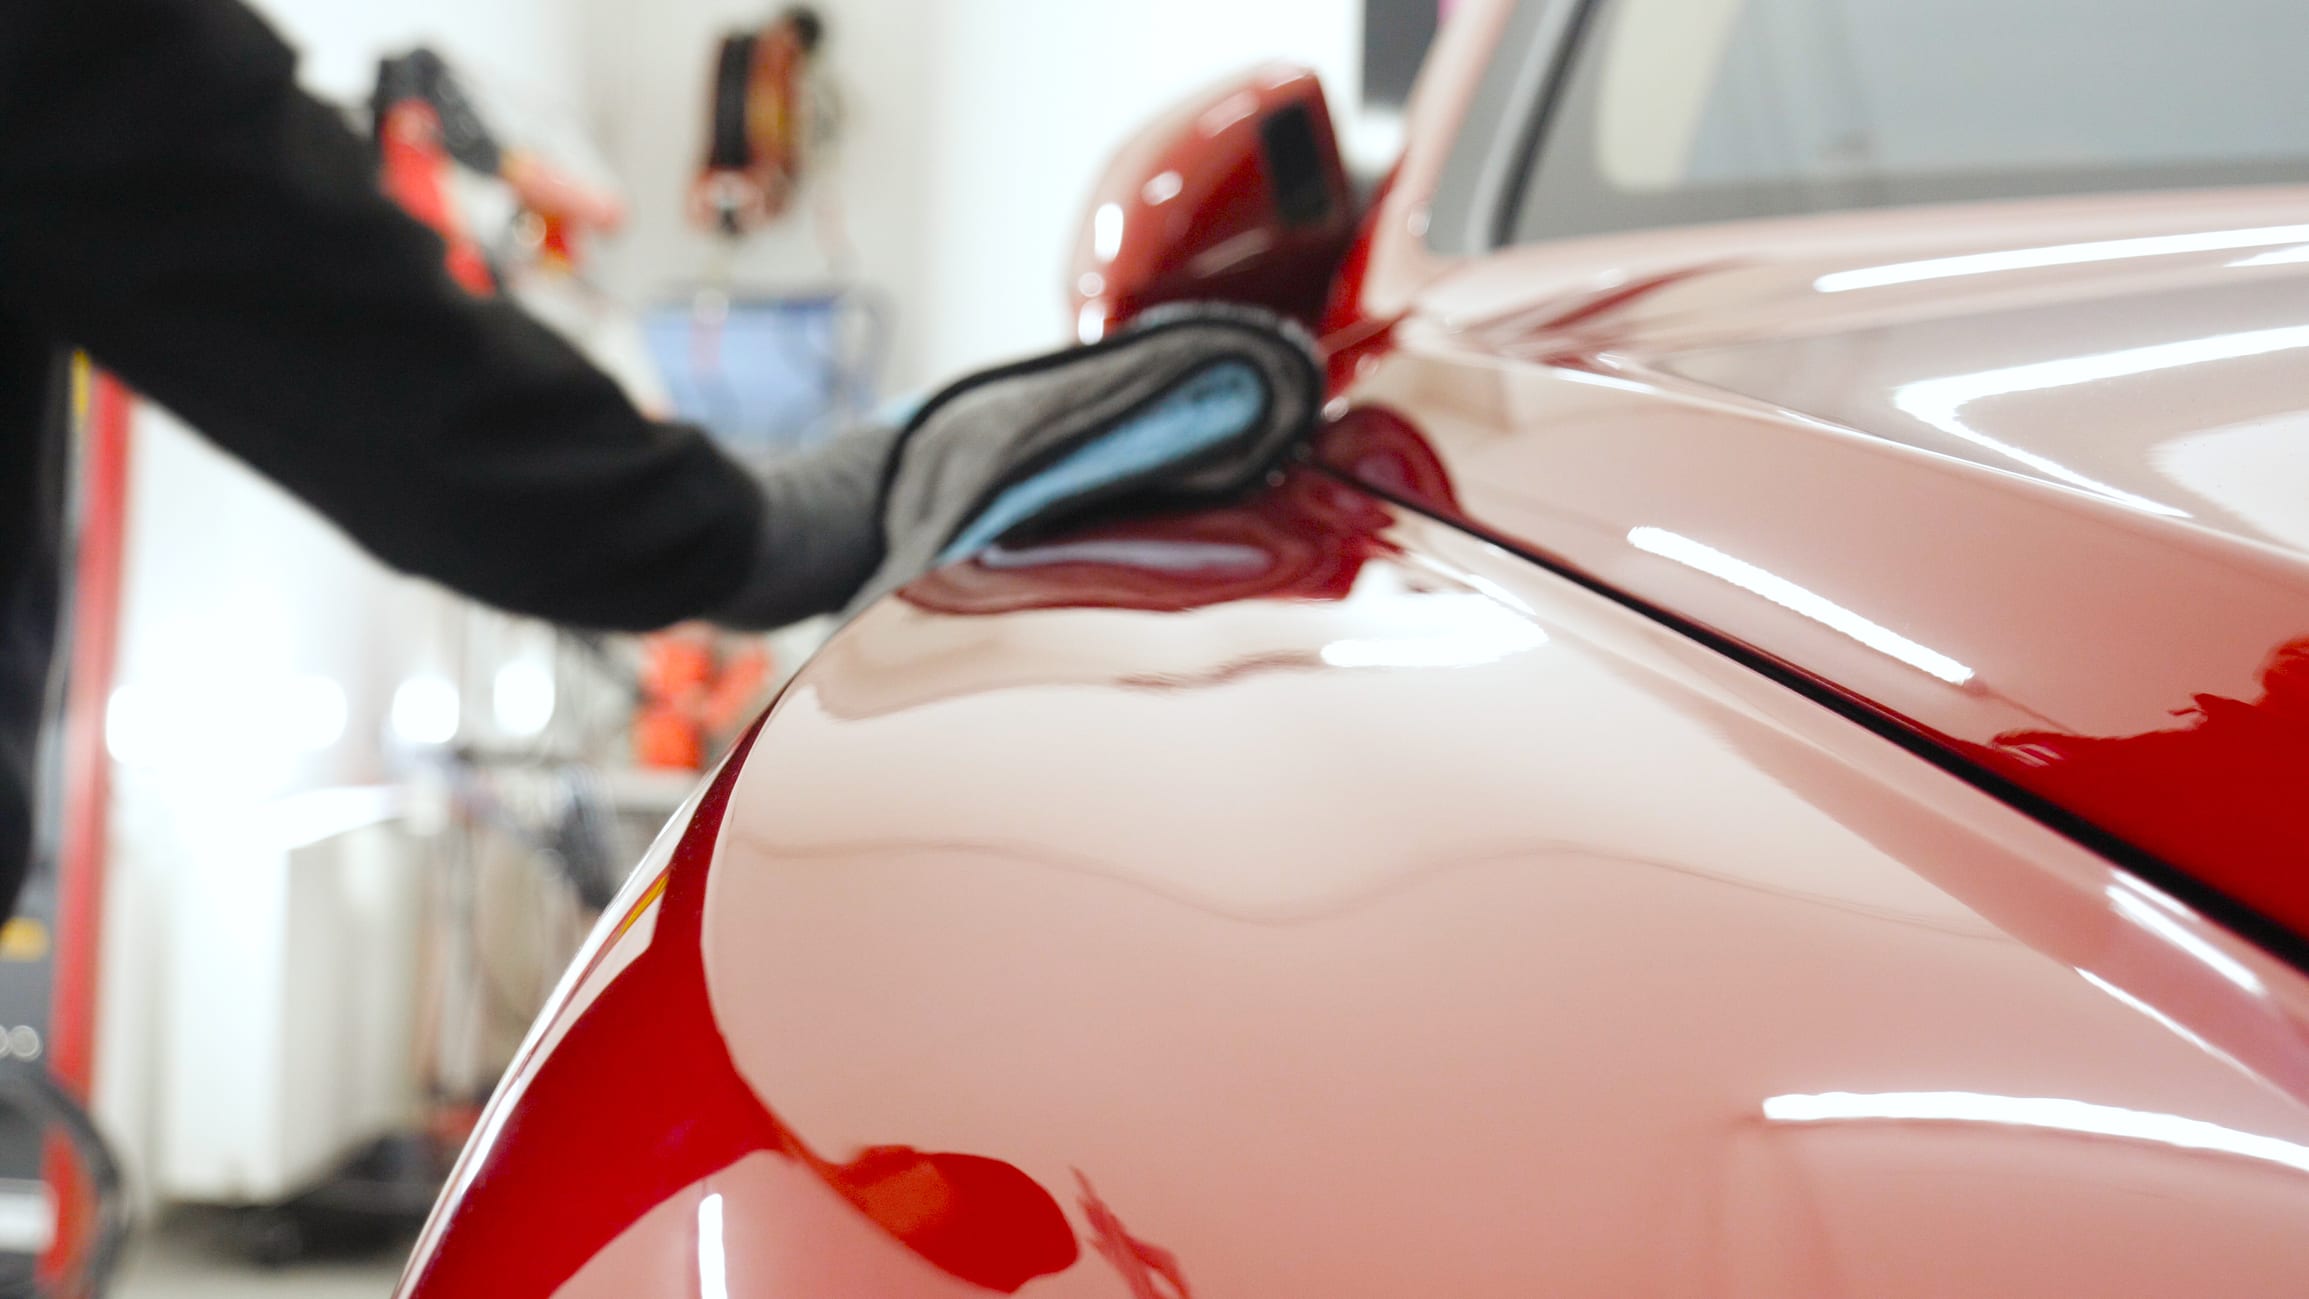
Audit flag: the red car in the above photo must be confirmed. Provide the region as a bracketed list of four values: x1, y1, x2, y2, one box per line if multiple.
[400, 1, 2309, 1294]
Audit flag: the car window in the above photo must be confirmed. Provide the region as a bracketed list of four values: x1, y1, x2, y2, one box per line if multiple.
[1507, 0, 2309, 243]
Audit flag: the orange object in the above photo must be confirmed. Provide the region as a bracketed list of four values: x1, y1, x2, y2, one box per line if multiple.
[633, 631, 774, 771]
[378, 101, 496, 296]
[502, 150, 626, 272]
[41, 366, 131, 1283]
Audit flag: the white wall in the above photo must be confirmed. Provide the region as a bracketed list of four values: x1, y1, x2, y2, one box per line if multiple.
[253, 0, 591, 114]
[577, 0, 1362, 392]
[577, 0, 943, 386]
[915, 1, 1363, 381]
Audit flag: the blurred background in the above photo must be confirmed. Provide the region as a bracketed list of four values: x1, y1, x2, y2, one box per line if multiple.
[1, 1, 1435, 1294]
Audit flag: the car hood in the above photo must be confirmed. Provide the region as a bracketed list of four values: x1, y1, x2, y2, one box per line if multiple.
[1653, 227, 2309, 563]
[1333, 189, 2309, 950]
[397, 473, 2309, 1299]
[1439, 189, 2309, 559]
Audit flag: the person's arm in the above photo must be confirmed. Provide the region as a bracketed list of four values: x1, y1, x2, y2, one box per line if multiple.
[0, 0, 806, 630]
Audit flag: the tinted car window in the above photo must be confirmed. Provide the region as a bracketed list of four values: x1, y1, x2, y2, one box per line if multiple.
[1512, 0, 2309, 243]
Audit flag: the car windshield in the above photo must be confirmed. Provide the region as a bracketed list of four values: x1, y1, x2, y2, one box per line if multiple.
[1512, 0, 2309, 243]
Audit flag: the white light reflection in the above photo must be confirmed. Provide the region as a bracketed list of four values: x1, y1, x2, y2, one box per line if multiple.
[1141, 171, 1184, 206]
[2078, 970, 2245, 1076]
[1457, 572, 1538, 617]
[1322, 626, 1548, 670]
[1196, 90, 1262, 137]
[2233, 245, 2309, 269]
[1076, 301, 1110, 345]
[1548, 366, 1655, 396]
[1763, 1091, 2309, 1177]
[697, 1192, 730, 1299]
[1815, 223, 2309, 293]
[1321, 594, 1549, 670]
[1893, 325, 2309, 517]
[1627, 527, 1974, 685]
[492, 660, 556, 738]
[2106, 881, 2266, 996]
[390, 675, 460, 747]
[980, 538, 1268, 575]
[1092, 203, 1125, 263]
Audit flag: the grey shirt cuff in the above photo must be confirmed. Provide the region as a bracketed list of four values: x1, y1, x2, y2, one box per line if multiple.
[710, 420, 900, 630]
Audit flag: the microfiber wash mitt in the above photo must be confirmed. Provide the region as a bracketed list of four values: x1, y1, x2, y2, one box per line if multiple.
[713, 303, 1323, 628]
[849, 303, 1323, 614]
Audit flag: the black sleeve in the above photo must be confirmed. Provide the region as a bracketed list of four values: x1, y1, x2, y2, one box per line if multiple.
[0, 0, 767, 631]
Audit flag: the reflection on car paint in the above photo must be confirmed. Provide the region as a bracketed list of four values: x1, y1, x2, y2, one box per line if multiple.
[1888, 326, 2309, 518]
[398, 722, 1081, 1298]
[1078, 1173, 1191, 1299]
[1813, 223, 2309, 293]
[1324, 305, 2309, 949]
[1627, 526, 1974, 685]
[1964, 636, 2309, 939]
[898, 468, 1393, 619]
[404, 465, 2309, 1296]
[1763, 1090, 2309, 1178]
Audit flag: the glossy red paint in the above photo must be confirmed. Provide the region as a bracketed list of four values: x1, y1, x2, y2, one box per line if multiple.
[898, 467, 1393, 619]
[1302, 406, 1459, 514]
[404, 471, 2309, 1296]
[400, 4, 2309, 1291]
[1068, 65, 1354, 337]
[1318, 191, 2309, 949]
[396, 722, 1078, 1298]
[1291, 0, 2309, 956]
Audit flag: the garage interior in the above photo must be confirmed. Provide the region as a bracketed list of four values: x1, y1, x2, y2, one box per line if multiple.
[22, 3, 1402, 1293]
[8, 0, 2308, 1295]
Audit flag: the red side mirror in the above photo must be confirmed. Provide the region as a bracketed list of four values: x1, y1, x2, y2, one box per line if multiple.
[1069, 64, 1357, 341]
